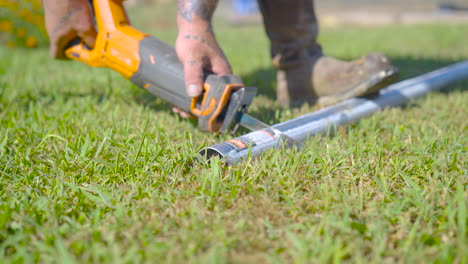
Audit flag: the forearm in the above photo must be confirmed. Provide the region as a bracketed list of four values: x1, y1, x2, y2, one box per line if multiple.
[177, 0, 218, 30]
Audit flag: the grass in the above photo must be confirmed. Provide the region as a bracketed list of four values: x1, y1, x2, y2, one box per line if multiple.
[1, 4, 467, 263]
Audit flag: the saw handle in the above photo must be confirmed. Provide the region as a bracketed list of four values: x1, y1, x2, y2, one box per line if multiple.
[64, 0, 245, 132]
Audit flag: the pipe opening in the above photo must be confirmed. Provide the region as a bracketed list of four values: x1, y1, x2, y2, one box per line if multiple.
[198, 147, 226, 160]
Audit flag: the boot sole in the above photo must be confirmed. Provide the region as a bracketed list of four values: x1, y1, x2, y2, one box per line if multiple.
[316, 66, 400, 107]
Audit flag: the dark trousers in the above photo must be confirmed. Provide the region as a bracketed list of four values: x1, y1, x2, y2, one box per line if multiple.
[257, 0, 322, 69]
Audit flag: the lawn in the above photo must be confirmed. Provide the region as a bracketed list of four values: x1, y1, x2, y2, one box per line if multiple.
[0, 4, 467, 263]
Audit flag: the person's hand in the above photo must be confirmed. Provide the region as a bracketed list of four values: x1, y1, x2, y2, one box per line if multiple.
[174, 26, 231, 117]
[174, 2, 232, 117]
[43, 0, 97, 59]
[176, 25, 232, 98]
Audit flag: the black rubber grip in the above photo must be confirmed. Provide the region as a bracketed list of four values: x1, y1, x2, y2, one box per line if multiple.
[130, 36, 192, 111]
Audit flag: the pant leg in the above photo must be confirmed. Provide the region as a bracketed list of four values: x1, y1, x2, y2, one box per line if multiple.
[257, 0, 322, 70]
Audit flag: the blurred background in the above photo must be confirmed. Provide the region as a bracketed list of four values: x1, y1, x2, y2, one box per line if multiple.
[0, 0, 45, 48]
[223, 0, 468, 26]
[1, 0, 467, 48]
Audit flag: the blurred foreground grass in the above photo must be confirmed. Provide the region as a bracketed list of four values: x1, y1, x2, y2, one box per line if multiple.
[0, 5, 467, 263]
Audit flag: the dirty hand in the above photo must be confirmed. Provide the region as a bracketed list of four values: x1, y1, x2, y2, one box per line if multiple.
[43, 0, 97, 59]
[174, 0, 232, 117]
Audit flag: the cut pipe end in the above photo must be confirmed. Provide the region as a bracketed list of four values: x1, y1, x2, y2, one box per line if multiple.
[198, 142, 236, 160]
[198, 147, 226, 159]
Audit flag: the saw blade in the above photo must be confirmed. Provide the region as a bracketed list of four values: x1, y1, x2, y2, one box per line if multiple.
[237, 113, 303, 148]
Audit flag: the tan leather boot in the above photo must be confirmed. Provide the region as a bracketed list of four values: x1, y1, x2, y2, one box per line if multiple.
[258, 0, 399, 107]
[276, 52, 399, 107]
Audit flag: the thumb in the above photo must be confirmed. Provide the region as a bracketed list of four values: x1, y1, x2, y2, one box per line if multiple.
[183, 60, 204, 98]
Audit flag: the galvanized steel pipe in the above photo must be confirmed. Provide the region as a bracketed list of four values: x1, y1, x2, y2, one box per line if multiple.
[199, 61, 468, 165]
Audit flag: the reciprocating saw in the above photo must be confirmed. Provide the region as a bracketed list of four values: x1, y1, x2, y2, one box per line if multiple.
[66, 0, 302, 147]
[65, 0, 258, 133]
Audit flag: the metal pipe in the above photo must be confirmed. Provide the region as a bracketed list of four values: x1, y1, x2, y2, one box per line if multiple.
[199, 61, 468, 165]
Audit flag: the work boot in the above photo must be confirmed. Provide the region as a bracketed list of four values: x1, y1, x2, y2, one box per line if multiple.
[276, 52, 398, 107]
[258, 0, 399, 107]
